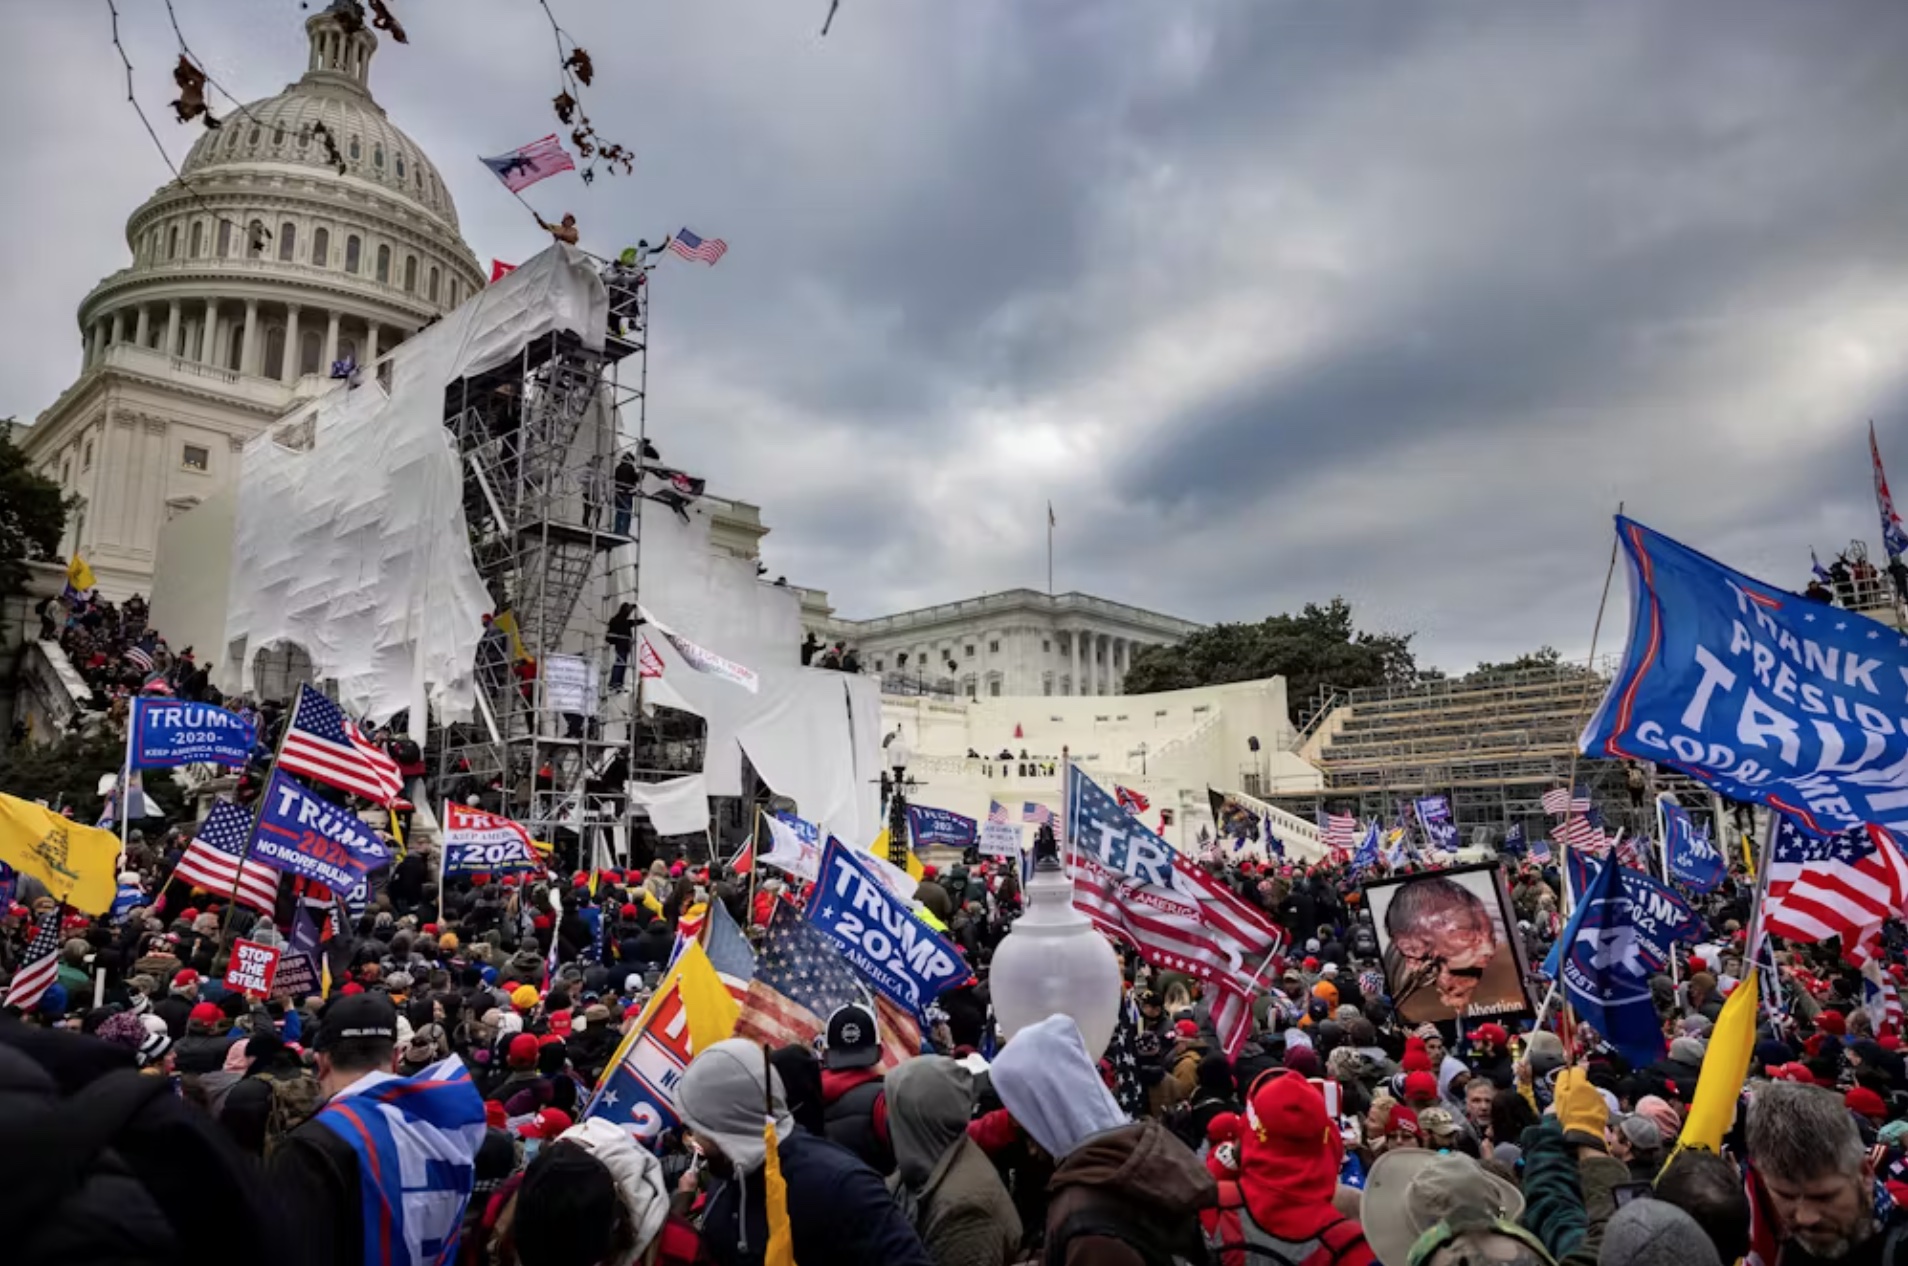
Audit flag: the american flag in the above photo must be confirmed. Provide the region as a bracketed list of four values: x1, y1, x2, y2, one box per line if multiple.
[140, 672, 173, 696]
[1317, 809, 1357, 853]
[1763, 816, 1908, 964]
[1106, 992, 1144, 1118]
[125, 642, 155, 673]
[667, 227, 727, 266]
[1864, 959, 1903, 1037]
[479, 134, 575, 193]
[1541, 786, 1591, 817]
[1022, 802, 1052, 827]
[702, 900, 756, 1009]
[175, 801, 281, 916]
[280, 684, 402, 805]
[733, 902, 918, 1069]
[986, 800, 1011, 826]
[1555, 808, 1608, 853]
[1114, 785, 1151, 815]
[4, 906, 65, 1011]
[1614, 834, 1648, 872]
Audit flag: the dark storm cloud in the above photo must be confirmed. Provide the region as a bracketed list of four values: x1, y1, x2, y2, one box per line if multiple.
[9, 1, 1908, 672]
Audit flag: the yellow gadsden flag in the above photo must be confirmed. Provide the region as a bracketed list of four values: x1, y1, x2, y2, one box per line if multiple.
[66, 554, 96, 593]
[1676, 965, 1760, 1154]
[0, 793, 121, 914]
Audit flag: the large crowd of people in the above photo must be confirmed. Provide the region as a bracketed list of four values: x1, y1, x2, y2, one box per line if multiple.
[6, 600, 1908, 1266]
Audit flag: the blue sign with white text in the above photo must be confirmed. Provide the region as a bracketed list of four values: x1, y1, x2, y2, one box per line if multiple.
[1559, 856, 1668, 1069]
[1583, 517, 1908, 838]
[1414, 796, 1460, 851]
[129, 697, 257, 769]
[1663, 801, 1724, 893]
[251, 769, 392, 892]
[1066, 765, 1175, 887]
[906, 804, 977, 850]
[805, 838, 967, 1015]
[1551, 851, 1701, 975]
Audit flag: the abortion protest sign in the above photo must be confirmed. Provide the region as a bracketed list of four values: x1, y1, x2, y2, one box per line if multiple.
[225, 939, 281, 996]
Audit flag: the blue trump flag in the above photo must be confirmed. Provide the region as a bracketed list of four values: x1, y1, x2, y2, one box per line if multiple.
[1502, 822, 1526, 858]
[1353, 821, 1381, 869]
[251, 768, 392, 892]
[1663, 800, 1724, 893]
[1546, 850, 1699, 979]
[1414, 795, 1461, 851]
[1066, 764, 1176, 887]
[805, 837, 968, 1017]
[1558, 851, 1669, 1068]
[906, 804, 977, 850]
[127, 697, 257, 769]
[1582, 516, 1908, 838]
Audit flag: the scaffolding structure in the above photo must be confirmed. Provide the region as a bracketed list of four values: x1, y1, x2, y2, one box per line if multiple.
[431, 263, 711, 865]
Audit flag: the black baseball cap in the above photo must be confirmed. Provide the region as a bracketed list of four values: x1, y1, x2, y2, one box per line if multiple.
[824, 1002, 880, 1071]
[316, 992, 399, 1050]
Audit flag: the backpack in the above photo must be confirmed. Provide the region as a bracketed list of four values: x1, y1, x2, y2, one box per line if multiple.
[1047, 1205, 1215, 1266]
[1235, 1209, 1366, 1266]
[262, 1073, 324, 1155]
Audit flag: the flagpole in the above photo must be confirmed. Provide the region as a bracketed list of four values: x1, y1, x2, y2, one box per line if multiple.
[746, 803, 763, 917]
[1552, 503, 1625, 1058]
[1047, 503, 1054, 597]
[437, 798, 448, 926]
[219, 694, 297, 951]
[118, 705, 134, 871]
[1654, 793, 1681, 989]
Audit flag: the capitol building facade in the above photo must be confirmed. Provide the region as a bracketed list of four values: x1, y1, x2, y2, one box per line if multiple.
[18, 1, 484, 600]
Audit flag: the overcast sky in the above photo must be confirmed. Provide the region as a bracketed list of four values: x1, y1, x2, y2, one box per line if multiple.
[7, 1, 1908, 674]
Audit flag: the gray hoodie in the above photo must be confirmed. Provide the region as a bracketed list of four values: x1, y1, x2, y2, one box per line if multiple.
[887, 1056, 974, 1194]
[676, 1037, 796, 1176]
[989, 1014, 1126, 1158]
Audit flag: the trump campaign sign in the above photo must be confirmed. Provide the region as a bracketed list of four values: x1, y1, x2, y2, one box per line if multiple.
[1583, 517, 1908, 838]
[906, 804, 977, 850]
[441, 803, 542, 875]
[250, 769, 391, 891]
[225, 939, 281, 996]
[129, 698, 256, 769]
[806, 838, 967, 1016]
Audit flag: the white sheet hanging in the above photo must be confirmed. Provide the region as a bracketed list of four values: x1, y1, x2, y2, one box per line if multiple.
[626, 773, 711, 837]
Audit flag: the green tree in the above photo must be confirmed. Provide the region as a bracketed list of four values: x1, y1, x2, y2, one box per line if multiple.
[1465, 645, 1597, 682]
[1122, 598, 1417, 722]
[0, 732, 187, 828]
[0, 424, 76, 597]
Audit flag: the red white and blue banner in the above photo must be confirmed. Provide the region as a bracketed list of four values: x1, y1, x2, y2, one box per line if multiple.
[1581, 516, 1908, 838]
[805, 838, 967, 1017]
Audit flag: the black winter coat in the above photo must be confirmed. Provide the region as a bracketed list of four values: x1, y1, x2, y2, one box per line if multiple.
[699, 1130, 933, 1266]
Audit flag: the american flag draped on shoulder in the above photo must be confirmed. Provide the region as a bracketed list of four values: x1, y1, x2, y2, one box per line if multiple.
[1762, 814, 1908, 966]
[733, 901, 919, 1069]
[174, 801, 281, 915]
[4, 905, 64, 1012]
[280, 684, 403, 805]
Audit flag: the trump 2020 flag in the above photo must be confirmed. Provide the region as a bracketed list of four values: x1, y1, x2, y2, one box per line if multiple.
[1353, 821, 1381, 869]
[906, 804, 977, 851]
[1663, 800, 1724, 892]
[128, 697, 256, 769]
[1413, 795, 1461, 851]
[1559, 849, 1668, 1069]
[251, 769, 392, 893]
[1581, 516, 1908, 838]
[805, 837, 967, 1017]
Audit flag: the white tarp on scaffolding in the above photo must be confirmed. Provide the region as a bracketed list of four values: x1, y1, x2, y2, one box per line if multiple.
[631, 499, 883, 845]
[225, 246, 609, 724]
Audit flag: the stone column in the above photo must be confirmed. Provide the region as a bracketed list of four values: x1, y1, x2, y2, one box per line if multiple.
[1070, 629, 1081, 697]
[133, 304, 150, 349]
[324, 309, 341, 370]
[90, 319, 107, 368]
[109, 310, 125, 351]
[365, 321, 380, 366]
[283, 304, 302, 383]
[165, 300, 181, 357]
[200, 301, 218, 363]
[240, 299, 260, 377]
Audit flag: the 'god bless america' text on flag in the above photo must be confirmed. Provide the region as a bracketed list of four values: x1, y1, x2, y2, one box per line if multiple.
[250, 769, 392, 892]
[1581, 517, 1908, 838]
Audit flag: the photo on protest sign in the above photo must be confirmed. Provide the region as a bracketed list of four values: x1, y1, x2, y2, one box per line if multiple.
[1363, 862, 1532, 1025]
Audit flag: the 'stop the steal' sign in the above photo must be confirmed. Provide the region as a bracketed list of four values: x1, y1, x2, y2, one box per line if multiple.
[805, 838, 967, 1016]
[1583, 517, 1908, 838]
[1065, 764, 1174, 887]
[224, 938, 281, 996]
[129, 697, 256, 769]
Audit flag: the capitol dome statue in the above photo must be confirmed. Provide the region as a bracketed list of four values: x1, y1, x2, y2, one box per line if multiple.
[21, 0, 486, 599]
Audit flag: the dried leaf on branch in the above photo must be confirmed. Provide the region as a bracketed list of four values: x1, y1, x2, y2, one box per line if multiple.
[553, 91, 578, 124]
[570, 128, 595, 159]
[171, 55, 212, 125]
[310, 121, 348, 174]
[565, 47, 594, 86]
[369, 0, 409, 43]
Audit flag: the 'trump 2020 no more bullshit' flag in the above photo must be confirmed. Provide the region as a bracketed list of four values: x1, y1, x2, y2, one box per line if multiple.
[1582, 516, 1908, 838]
[250, 769, 392, 892]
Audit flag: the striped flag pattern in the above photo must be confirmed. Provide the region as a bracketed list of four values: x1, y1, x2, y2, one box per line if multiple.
[1317, 810, 1357, 853]
[1541, 786, 1591, 817]
[280, 684, 403, 805]
[1763, 817, 1908, 964]
[1555, 810, 1608, 853]
[480, 134, 576, 193]
[174, 801, 281, 915]
[4, 906, 65, 1012]
[733, 902, 918, 1070]
[125, 643, 155, 673]
[667, 227, 727, 266]
[986, 800, 1011, 826]
[1021, 802, 1052, 827]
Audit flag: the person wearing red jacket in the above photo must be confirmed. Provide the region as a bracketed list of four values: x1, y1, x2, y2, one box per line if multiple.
[1236, 1070, 1376, 1266]
[1201, 1112, 1248, 1265]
